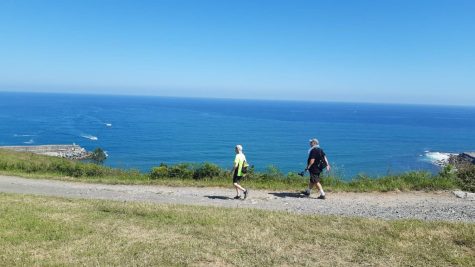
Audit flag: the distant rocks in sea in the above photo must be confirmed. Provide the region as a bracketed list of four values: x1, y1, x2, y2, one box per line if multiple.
[425, 151, 475, 168]
[449, 152, 475, 167]
[0, 144, 92, 160]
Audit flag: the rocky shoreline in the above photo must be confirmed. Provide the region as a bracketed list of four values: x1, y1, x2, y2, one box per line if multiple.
[449, 152, 475, 167]
[0, 144, 91, 160]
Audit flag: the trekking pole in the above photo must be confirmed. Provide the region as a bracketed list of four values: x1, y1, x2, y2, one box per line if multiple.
[298, 169, 307, 177]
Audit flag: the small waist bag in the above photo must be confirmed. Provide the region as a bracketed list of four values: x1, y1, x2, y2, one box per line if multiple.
[241, 160, 249, 174]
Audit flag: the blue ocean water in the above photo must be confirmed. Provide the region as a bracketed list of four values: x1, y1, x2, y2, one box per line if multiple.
[1, 92, 475, 179]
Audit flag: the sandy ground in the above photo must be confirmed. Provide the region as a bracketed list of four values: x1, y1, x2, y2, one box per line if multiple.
[0, 175, 473, 222]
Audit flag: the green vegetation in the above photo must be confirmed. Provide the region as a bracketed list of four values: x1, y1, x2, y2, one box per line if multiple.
[0, 193, 473, 266]
[0, 148, 470, 192]
[89, 147, 107, 164]
[456, 164, 475, 192]
[0, 148, 146, 183]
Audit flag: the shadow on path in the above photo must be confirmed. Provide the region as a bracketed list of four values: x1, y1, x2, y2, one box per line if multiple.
[268, 192, 305, 199]
[204, 195, 233, 200]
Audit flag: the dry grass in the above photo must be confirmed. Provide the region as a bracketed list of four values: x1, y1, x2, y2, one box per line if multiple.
[0, 193, 473, 266]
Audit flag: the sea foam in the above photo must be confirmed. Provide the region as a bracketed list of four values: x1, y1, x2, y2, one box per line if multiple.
[424, 151, 455, 166]
[81, 134, 98, 141]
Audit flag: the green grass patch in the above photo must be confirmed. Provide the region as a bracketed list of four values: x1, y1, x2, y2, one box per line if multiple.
[0, 193, 473, 266]
[0, 148, 462, 192]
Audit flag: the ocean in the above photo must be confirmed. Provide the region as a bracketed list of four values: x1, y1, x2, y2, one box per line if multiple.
[1, 92, 474, 179]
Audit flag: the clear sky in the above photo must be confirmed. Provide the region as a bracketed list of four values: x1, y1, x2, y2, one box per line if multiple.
[0, 0, 474, 105]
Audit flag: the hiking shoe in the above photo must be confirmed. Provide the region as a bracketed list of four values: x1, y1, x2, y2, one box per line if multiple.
[243, 190, 249, 199]
[317, 195, 326, 200]
[301, 191, 310, 197]
[233, 195, 241, 200]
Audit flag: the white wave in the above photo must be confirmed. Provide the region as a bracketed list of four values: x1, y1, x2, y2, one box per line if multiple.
[424, 151, 456, 166]
[23, 139, 34, 144]
[14, 134, 35, 137]
[105, 123, 112, 127]
[81, 134, 98, 141]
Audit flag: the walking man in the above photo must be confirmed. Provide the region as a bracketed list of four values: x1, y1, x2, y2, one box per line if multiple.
[232, 144, 249, 199]
[302, 138, 330, 199]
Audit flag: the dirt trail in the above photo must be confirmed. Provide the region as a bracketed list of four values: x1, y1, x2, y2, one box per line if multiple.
[0, 175, 473, 222]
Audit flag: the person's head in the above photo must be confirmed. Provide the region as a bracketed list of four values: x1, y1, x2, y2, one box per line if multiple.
[235, 144, 243, 154]
[309, 138, 319, 147]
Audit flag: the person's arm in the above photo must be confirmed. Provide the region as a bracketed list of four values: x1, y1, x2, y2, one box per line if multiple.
[231, 156, 238, 175]
[324, 156, 331, 172]
[306, 158, 315, 171]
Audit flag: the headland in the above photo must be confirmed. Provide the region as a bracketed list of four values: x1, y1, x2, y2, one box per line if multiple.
[0, 144, 91, 160]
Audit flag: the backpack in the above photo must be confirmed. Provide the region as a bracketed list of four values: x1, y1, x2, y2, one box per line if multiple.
[315, 148, 327, 171]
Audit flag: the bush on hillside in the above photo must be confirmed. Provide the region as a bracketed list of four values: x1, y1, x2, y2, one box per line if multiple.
[193, 163, 222, 179]
[150, 165, 169, 179]
[90, 148, 107, 164]
[250, 165, 284, 181]
[167, 163, 194, 179]
[456, 165, 475, 192]
[150, 163, 223, 180]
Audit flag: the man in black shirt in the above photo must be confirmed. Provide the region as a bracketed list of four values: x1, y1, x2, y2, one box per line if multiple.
[302, 138, 330, 199]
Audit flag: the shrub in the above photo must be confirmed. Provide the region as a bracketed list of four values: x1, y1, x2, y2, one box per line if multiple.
[51, 160, 73, 174]
[84, 164, 105, 177]
[150, 166, 169, 179]
[168, 163, 194, 179]
[25, 162, 44, 173]
[193, 163, 222, 179]
[90, 148, 107, 164]
[0, 160, 8, 170]
[456, 165, 475, 192]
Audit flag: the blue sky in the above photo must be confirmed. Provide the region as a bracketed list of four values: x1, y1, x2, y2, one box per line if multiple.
[0, 0, 474, 105]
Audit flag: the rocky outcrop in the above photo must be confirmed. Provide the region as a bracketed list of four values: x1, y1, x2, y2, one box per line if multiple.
[449, 152, 475, 167]
[459, 153, 475, 164]
[0, 144, 91, 160]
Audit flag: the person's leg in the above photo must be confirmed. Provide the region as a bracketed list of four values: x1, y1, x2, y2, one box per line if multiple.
[316, 182, 325, 196]
[315, 176, 326, 199]
[234, 184, 240, 196]
[304, 172, 321, 195]
[233, 182, 246, 199]
[233, 172, 242, 197]
[303, 180, 315, 195]
[308, 181, 315, 190]
[234, 182, 246, 192]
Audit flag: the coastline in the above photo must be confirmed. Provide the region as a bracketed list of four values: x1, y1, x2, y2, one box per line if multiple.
[0, 144, 91, 160]
[2, 92, 475, 178]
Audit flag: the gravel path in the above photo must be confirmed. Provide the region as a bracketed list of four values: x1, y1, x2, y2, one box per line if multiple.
[1, 175, 473, 222]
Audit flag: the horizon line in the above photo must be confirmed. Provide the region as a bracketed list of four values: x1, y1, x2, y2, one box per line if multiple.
[1, 90, 474, 109]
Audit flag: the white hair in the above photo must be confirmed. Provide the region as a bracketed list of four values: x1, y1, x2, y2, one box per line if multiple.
[310, 138, 319, 145]
[235, 144, 243, 152]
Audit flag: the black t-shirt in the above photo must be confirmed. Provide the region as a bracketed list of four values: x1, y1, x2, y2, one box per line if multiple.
[307, 148, 326, 174]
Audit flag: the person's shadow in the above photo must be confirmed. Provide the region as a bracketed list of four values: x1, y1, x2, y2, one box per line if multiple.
[268, 192, 305, 199]
[204, 195, 233, 200]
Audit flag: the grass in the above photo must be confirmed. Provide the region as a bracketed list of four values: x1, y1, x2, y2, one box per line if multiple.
[0, 148, 461, 192]
[0, 193, 473, 266]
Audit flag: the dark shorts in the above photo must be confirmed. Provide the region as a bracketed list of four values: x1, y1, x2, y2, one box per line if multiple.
[233, 170, 243, 184]
[233, 175, 243, 184]
[309, 172, 321, 183]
